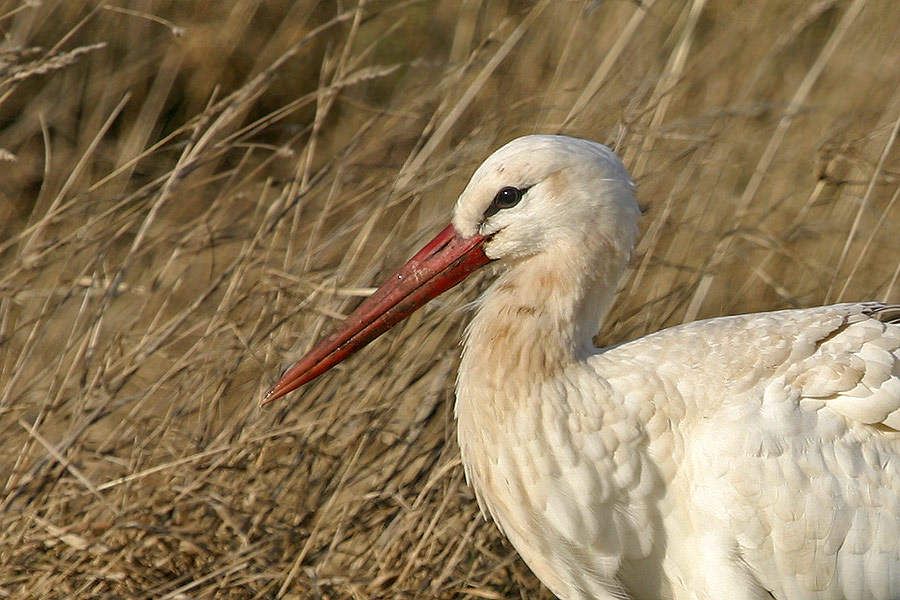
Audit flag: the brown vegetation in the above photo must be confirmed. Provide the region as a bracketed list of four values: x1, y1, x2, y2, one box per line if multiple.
[1, 1, 899, 598]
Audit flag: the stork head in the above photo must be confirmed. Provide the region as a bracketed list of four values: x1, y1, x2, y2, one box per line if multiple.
[264, 135, 639, 403]
[453, 135, 640, 266]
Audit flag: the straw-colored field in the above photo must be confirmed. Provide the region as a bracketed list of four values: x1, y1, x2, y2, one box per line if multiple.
[2, 1, 899, 598]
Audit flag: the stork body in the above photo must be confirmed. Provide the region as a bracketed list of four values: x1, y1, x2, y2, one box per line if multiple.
[459, 299, 900, 600]
[267, 135, 900, 599]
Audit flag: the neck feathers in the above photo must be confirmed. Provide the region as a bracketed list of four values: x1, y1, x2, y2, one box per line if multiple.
[459, 238, 628, 396]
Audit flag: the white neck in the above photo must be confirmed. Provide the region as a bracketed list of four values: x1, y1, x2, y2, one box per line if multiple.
[452, 238, 632, 549]
[457, 237, 629, 401]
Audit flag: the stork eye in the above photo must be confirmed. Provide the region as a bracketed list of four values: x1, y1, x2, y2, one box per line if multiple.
[495, 186, 522, 208]
[485, 186, 526, 218]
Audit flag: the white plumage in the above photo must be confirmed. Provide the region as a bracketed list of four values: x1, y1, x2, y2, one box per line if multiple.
[267, 135, 900, 600]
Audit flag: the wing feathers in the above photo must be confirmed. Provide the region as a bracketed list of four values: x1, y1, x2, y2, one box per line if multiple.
[789, 304, 900, 431]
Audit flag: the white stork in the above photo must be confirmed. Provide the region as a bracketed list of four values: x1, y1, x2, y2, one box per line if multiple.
[266, 135, 900, 600]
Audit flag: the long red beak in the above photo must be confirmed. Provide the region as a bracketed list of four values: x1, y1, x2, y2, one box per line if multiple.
[264, 224, 490, 404]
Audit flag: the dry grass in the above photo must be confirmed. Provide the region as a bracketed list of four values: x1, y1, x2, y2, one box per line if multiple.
[1, 0, 899, 598]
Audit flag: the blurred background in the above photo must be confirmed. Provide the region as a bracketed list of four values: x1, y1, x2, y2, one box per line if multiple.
[1, 1, 899, 598]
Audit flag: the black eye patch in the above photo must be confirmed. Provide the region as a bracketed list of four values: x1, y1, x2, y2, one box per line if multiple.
[484, 186, 528, 219]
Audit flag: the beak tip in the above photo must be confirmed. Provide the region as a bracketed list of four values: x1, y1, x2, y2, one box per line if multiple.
[260, 387, 280, 407]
